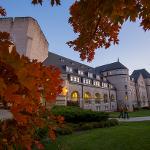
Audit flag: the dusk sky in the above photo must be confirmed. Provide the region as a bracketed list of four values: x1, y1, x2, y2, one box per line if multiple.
[1, 0, 150, 74]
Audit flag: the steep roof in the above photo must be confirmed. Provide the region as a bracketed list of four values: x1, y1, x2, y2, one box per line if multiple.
[130, 69, 150, 82]
[43, 52, 95, 74]
[95, 61, 128, 73]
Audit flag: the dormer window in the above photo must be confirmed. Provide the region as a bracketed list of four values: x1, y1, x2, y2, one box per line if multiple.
[60, 58, 64, 62]
[78, 70, 84, 76]
[83, 78, 91, 85]
[131, 78, 134, 81]
[109, 84, 113, 89]
[93, 81, 100, 87]
[66, 66, 73, 73]
[88, 72, 93, 78]
[103, 72, 107, 76]
[70, 75, 80, 83]
[103, 77, 107, 81]
[102, 82, 108, 88]
[96, 75, 100, 80]
[70, 62, 74, 65]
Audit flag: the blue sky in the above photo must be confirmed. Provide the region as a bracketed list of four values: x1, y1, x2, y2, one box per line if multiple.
[1, 0, 150, 74]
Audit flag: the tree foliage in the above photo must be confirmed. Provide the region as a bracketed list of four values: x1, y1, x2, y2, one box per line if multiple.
[68, 0, 150, 61]
[1, 0, 150, 61]
[0, 31, 63, 149]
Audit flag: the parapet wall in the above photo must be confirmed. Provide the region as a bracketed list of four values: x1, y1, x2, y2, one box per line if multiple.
[0, 17, 48, 62]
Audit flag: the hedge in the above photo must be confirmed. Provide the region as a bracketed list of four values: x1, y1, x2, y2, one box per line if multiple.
[51, 106, 109, 123]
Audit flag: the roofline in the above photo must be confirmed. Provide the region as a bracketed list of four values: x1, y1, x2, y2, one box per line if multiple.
[0, 17, 49, 45]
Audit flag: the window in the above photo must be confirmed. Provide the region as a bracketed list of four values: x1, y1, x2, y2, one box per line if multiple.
[78, 70, 84, 76]
[70, 75, 80, 83]
[109, 84, 113, 89]
[83, 78, 91, 85]
[84, 92, 91, 100]
[66, 66, 73, 73]
[104, 94, 108, 103]
[71, 91, 80, 101]
[125, 95, 128, 100]
[102, 82, 108, 88]
[70, 76, 74, 81]
[96, 75, 100, 80]
[60, 58, 64, 62]
[125, 92, 128, 100]
[125, 85, 127, 89]
[95, 93, 103, 103]
[93, 81, 100, 87]
[110, 94, 115, 101]
[88, 72, 93, 78]
[103, 72, 107, 76]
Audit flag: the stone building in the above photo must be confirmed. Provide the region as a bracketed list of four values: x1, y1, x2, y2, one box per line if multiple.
[44, 52, 150, 111]
[1, 17, 150, 112]
[0, 17, 48, 62]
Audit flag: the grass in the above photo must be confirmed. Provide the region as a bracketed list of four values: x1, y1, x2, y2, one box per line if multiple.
[44, 121, 150, 150]
[109, 109, 150, 118]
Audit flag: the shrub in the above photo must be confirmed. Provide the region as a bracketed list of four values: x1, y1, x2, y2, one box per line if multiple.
[56, 126, 73, 135]
[108, 119, 119, 126]
[142, 107, 150, 110]
[79, 123, 93, 130]
[34, 127, 49, 140]
[51, 106, 109, 123]
[74, 119, 119, 131]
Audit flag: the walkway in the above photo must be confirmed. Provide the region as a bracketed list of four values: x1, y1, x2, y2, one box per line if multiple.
[0, 109, 13, 121]
[116, 116, 150, 122]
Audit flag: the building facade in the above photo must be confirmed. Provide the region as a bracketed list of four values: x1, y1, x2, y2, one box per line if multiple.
[44, 52, 150, 111]
[1, 17, 150, 112]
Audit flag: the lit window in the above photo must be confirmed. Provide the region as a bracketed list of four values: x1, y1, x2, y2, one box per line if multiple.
[74, 77, 77, 82]
[70, 76, 73, 81]
[70, 75, 80, 83]
[93, 81, 100, 87]
[71, 91, 80, 101]
[83, 78, 86, 84]
[83, 78, 91, 85]
[84, 92, 91, 100]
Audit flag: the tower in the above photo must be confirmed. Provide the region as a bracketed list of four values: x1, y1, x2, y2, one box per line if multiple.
[0, 17, 48, 62]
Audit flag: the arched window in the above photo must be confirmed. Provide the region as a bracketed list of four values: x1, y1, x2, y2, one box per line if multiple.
[104, 94, 108, 103]
[83, 92, 91, 100]
[110, 94, 115, 101]
[71, 91, 80, 101]
[95, 93, 100, 100]
[124, 95, 128, 100]
[95, 93, 102, 103]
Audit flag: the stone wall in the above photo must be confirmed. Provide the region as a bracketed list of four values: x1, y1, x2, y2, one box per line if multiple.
[136, 74, 149, 107]
[145, 78, 150, 104]
[0, 17, 48, 62]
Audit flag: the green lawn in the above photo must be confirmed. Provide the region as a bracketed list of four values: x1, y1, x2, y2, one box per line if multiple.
[44, 121, 150, 150]
[109, 109, 150, 118]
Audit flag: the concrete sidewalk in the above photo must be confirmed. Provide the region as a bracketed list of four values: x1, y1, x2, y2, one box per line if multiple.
[116, 116, 150, 122]
[0, 109, 13, 121]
